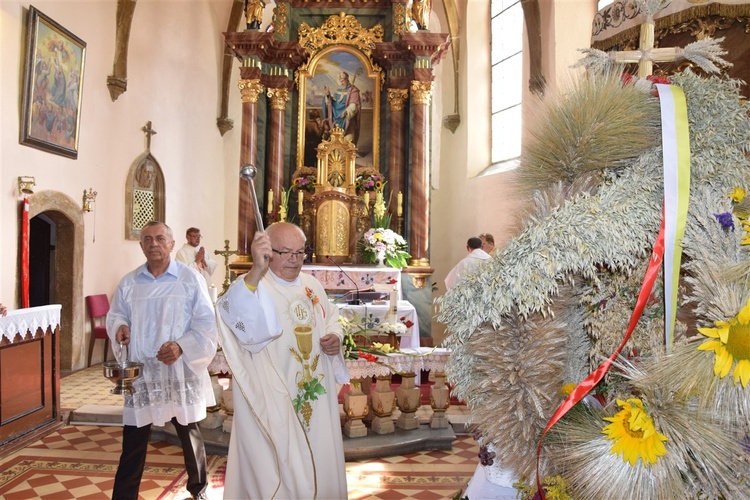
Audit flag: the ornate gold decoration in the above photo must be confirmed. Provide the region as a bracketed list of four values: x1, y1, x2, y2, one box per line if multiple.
[393, 3, 408, 35]
[410, 80, 434, 105]
[316, 200, 350, 256]
[315, 126, 357, 194]
[298, 12, 384, 55]
[239, 79, 264, 103]
[267, 88, 291, 110]
[593, 5, 750, 51]
[327, 149, 346, 187]
[271, 1, 289, 35]
[387, 88, 409, 111]
[408, 272, 431, 289]
[663, 16, 743, 40]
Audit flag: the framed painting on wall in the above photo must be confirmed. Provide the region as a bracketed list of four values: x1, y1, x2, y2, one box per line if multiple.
[296, 46, 381, 172]
[20, 6, 86, 159]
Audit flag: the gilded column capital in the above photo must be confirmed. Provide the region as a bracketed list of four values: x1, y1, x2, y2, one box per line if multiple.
[410, 81, 434, 105]
[387, 89, 409, 111]
[267, 88, 291, 110]
[239, 79, 264, 103]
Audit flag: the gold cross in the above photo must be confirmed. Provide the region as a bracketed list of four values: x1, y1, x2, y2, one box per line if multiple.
[214, 239, 239, 295]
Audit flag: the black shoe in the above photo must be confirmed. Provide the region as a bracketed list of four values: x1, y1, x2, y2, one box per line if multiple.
[191, 492, 207, 500]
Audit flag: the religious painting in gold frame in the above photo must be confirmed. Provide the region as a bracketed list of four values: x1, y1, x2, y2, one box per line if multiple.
[21, 6, 86, 159]
[297, 45, 380, 173]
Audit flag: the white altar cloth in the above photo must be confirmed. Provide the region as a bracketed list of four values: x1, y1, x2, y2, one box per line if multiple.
[345, 347, 450, 379]
[302, 264, 402, 296]
[0, 305, 61, 343]
[337, 300, 420, 348]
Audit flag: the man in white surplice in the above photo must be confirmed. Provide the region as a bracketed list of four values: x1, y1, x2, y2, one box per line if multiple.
[175, 227, 217, 287]
[216, 222, 349, 499]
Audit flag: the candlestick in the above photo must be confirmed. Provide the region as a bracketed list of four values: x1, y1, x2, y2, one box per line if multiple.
[268, 189, 274, 214]
[397, 191, 403, 216]
[364, 192, 370, 207]
[298, 191, 304, 213]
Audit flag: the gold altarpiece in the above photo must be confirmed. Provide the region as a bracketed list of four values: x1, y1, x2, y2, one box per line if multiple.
[308, 127, 361, 263]
[223, 4, 450, 290]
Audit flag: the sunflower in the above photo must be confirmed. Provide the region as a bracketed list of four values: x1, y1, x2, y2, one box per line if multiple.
[602, 398, 668, 466]
[697, 299, 750, 387]
[729, 187, 746, 203]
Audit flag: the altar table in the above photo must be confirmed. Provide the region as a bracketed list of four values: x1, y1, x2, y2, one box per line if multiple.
[0, 305, 63, 455]
[337, 300, 420, 348]
[302, 264, 402, 296]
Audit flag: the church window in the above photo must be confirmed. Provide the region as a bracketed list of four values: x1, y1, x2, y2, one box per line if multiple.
[489, 0, 523, 172]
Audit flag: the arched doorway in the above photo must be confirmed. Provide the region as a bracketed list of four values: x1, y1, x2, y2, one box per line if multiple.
[27, 191, 84, 372]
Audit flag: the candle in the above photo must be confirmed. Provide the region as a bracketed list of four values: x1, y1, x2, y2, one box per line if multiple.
[363, 192, 370, 207]
[397, 191, 403, 216]
[389, 288, 398, 320]
[267, 189, 274, 214]
[208, 285, 218, 303]
[298, 191, 304, 213]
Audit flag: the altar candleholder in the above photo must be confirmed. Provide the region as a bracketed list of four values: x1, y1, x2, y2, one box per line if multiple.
[397, 214, 404, 235]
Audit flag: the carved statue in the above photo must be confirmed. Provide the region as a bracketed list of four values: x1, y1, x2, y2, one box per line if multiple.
[245, 0, 265, 30]
[411, 0, 431, 31]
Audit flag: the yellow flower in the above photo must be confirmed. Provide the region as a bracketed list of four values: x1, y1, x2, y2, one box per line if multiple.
[697, 298, 750, 387]
[602, 398, 668, 467]
[730, 187, 746, 203]
[558, 383, 577, 396]
[371, 342, 393, 353]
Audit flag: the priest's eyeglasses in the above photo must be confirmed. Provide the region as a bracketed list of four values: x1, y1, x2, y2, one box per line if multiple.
[272, 248, 307, 260]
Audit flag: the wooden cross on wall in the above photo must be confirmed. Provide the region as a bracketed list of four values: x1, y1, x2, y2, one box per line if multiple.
[214, 239, 239, 295]
[142, 121, 157, 151]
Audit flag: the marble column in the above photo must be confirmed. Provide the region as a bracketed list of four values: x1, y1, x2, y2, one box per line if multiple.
[408, 80, 434, 267]
[237, 78, 264, 257]
[266, 88, 291, 222]
[387, 88, 408, 234]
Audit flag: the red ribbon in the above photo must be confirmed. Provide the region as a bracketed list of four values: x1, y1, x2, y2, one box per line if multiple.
[21, 196, 30, 308]
[536, 215, 666, 498]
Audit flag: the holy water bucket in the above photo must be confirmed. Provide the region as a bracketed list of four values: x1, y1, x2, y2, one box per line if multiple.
[102, 343, 143, 395]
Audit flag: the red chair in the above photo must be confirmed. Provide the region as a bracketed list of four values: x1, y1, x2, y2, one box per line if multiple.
[85, 294, 110, 367]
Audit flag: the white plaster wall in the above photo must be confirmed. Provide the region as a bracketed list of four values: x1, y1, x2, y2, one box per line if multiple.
[1, 1, 239, 368]
[1, 0, 600, 357]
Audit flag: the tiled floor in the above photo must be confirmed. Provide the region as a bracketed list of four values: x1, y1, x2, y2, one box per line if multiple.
[0, 365, 478, 499]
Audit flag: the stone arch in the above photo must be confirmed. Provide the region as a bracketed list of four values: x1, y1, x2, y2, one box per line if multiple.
[27, 190, 85, 372]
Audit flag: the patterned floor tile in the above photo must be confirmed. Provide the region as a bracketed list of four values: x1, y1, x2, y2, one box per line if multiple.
[0, 365, 480, 499]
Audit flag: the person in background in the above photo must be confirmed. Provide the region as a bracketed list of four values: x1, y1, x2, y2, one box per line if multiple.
[445, 236, 492, 290]
[216, 222, 349, 499]
[176, 227, 217, 287]
[107, 221, 217, 500]
[479, 232, 496, 255]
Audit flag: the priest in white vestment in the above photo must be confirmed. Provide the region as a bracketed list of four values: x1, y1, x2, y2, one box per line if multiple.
[176, 227, 218, 286]
[216, 222, 349, 499]
[444, 236, 491, 290]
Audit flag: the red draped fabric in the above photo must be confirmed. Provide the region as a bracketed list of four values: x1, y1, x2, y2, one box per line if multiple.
[21, 196, 29, 308]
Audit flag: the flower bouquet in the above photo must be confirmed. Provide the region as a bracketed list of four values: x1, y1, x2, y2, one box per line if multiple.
[359, 227, 410, 269]
[355, 170, 385, 192]
[292, 167, 317, 193]
[340, 316, 400, 362]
